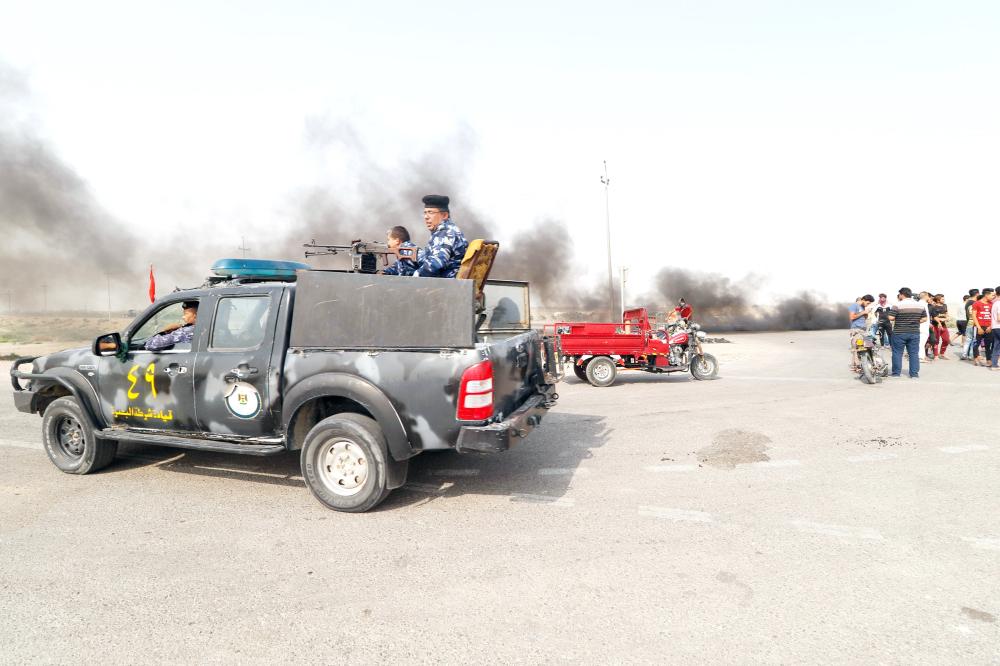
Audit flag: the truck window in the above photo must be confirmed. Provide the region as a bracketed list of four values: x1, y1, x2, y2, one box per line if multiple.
[131, 302, 191, 349]
[211, 296, 271, 350]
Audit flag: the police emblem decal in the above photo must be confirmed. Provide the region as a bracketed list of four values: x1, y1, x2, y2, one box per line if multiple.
[223, 381, 262, 419]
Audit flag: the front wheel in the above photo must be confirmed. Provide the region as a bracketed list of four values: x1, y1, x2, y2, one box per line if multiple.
[690, 353, 719, 380]
[301, 413, 394, 513]
[585, 356, 617, 387]
[860, 352, 880, 384]
[42, 397, 117, 474]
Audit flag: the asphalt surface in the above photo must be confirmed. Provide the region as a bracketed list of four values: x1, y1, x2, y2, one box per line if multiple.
[2, 331, 998, 664]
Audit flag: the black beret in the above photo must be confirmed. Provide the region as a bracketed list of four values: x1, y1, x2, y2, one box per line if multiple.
[422, 194, 450, 211]
[182, 300, 199, 309]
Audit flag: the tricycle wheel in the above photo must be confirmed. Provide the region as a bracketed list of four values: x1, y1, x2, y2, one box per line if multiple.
[585, 356, 617, 387]
[301, 413, 394, 513]
[572, 359, 589, 382]
[690, 353, 719, 380]
[42, 397, 117, 474]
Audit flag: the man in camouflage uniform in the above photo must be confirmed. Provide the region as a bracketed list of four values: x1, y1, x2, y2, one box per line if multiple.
[413, 194, 468, 278]
[382, 225, 423, 276]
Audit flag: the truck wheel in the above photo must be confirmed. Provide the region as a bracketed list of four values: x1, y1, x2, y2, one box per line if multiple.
[301, 413, 393, 513]
[585, 356, 617, 387]
[690, 353, 719, 380]
[572, 359, 589, 382]
[42, 397, 117, 474]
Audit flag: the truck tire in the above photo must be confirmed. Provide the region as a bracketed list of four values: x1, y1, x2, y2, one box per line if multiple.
[42, 397, 118, 474]
[585, 356, 617, 387]
[301, 413, 394, 513]
[690, 353, 719, 380]
[572, 359, 589, 382]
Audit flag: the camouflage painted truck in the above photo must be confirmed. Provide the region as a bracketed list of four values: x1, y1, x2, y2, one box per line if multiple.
[10, 260, 563, 512]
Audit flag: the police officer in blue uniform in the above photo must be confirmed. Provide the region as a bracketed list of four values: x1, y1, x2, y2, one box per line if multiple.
[413, 194, 468, 278]
[145, 301, 198, 351]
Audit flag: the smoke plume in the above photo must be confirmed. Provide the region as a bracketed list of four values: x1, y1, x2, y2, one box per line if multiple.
[650, 267, 847, 331]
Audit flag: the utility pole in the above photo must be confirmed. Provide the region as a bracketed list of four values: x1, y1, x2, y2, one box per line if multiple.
[238, 236, 251, 258]
[601, 161, 615, 321]
[620, 266, 628, 320]
[42, 284, 48, 312]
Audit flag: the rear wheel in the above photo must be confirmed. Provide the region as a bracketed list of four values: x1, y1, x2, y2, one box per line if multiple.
[301, 413, 394, 513]
[690, 353, 719, 380]
[42, 397, 117, 474]
[572, 359, 589, 382]
[585, 356, 617, 387]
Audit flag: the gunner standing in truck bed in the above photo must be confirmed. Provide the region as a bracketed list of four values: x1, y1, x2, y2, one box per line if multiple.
[412, 194, 468, 278]
[382, 226, 422, 276]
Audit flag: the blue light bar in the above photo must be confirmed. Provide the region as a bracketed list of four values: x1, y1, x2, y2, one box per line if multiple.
[211, 258, 311, 278]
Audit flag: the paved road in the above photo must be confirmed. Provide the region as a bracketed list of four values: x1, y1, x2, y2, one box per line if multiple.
[2, 332, 998, 663]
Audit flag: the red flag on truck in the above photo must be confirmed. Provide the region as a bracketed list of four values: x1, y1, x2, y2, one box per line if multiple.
[148, 265, 156, 303]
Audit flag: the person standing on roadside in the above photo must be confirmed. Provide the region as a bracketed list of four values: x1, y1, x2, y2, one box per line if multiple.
[888, 288, 927, 378]
[991, 287, 1000, 370]
[931, 294, 951, 360]
[963, 289, 981, 361]
[971, 288, 995, 366]
[918, 291, 935, 361]
[874, 293, 893, 346]
[954, 293, 971, 354]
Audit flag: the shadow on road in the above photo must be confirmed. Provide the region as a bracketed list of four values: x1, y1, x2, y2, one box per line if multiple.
[103, 411, 610, 508]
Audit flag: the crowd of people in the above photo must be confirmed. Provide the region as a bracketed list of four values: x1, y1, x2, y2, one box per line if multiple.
[848, 287, 1000, 379]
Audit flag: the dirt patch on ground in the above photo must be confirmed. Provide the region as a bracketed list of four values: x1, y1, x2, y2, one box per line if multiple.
[697, 429, 772, 469]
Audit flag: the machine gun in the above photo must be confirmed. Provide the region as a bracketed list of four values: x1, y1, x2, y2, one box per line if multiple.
[303, 239, 418, 273]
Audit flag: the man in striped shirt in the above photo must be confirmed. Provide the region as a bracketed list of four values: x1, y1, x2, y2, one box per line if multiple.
[888, 287, 928, 378]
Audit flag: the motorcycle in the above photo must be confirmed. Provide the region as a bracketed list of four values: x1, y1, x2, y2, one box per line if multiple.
[654, 319, 719, 380]
[854, 313, 889, 384]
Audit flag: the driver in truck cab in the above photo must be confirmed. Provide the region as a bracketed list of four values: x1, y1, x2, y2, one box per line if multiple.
[144, 301, 198, 351]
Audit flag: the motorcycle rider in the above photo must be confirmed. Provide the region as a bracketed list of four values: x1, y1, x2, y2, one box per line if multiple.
[849, 294, 874, 371]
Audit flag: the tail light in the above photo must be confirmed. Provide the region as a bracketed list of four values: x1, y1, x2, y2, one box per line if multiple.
[457, 360, 494, 421]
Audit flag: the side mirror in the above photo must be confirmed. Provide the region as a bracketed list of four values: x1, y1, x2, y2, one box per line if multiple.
[94, 332, 123, 356]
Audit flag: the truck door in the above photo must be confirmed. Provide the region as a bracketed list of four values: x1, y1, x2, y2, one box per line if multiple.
[193, 291, 280, 436]
[99, 299, 201, 432]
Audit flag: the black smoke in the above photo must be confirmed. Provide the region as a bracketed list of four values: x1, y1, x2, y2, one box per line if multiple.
[650, 267, 847, 331]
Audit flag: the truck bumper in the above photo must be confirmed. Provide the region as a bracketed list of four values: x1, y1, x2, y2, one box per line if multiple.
[12, 389, 35, 414]
[456, 392, 550, 454]
[10, 357, 39, 414]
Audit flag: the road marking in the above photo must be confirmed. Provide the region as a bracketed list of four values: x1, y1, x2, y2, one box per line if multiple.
[961, 536, 1000, 551]
[430, 468, 481, 477]
[645, 464, 698, 473]
[751, 459, 802, 468]
[192, 465, 299, 480]
[0, 440, 40, 450]
[403, 482, 450, 495]
[790, 520, 884, 540]
[638, 505, 714, 523]
[939, 445, 989, 454]
[511, 493, 575, 507]
[538, 467, 590, 476]
[846, 452, 899, 463]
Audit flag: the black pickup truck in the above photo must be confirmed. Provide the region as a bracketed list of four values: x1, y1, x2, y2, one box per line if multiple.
[10, 265, 562, 512]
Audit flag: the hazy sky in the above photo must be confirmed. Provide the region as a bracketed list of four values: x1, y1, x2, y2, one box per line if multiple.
[2, 0, 998, 309]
